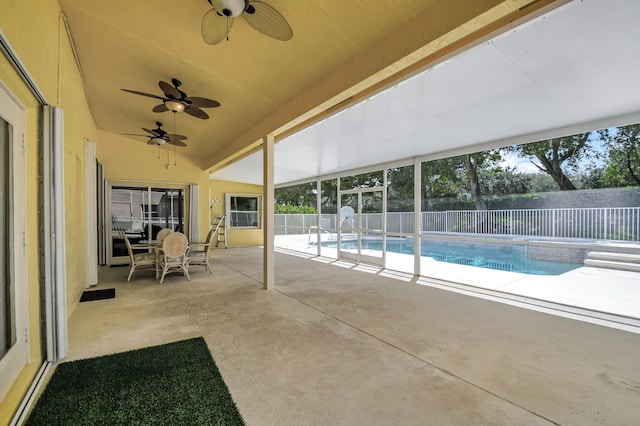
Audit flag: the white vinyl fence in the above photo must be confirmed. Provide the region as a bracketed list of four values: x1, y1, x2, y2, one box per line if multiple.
[275, 207, 640, 242]
[422, 207, 640, 240]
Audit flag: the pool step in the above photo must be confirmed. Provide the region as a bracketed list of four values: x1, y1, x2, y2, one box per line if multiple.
[584, 251, 640, 272]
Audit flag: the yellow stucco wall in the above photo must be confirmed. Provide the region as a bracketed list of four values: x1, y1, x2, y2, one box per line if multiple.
[1, 0, 98, 312]
[210, 179, 264, 246]
[96, 130, 215, 242]
[0, 0, 97, 420]
[96, 132, 265, 247]
[58, 26, 99, 317]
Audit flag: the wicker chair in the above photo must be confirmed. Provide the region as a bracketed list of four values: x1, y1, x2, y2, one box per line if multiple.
[157, 232, 191, 284]
[156, 228, 173, 243]
[187, 228, 215, 274]
[124, 234, 157, 282]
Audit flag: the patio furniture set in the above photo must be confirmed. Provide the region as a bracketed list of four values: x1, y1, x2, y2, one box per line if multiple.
[124, 227, 215, 284]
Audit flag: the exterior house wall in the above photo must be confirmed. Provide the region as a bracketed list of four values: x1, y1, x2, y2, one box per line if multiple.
[210, 179, 265, 247]
[96, 129, 214, 243]
[0, 0, 96, 419]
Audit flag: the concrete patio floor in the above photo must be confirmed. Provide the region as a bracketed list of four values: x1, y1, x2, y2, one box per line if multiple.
[66, 247, 640, 425]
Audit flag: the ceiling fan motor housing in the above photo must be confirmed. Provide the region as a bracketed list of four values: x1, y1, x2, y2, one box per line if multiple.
[165, 100, 186, 112]
[210, 0, 246, 17]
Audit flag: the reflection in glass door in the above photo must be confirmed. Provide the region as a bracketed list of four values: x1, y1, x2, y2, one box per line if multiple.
[110, 185, 185, 263]
[339, 189, 385, 266]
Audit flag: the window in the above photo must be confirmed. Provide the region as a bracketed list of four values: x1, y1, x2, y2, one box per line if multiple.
[227, 194, 262, 228]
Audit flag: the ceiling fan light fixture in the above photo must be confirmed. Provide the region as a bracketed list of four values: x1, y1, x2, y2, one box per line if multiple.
[151, 137, 166, 145]
[214, 0, 245, 17]
[164, 99, 186, 112]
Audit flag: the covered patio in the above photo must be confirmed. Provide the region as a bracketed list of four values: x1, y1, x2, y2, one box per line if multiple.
[3, 0, 640, 422]
[67, 247, 640, 425]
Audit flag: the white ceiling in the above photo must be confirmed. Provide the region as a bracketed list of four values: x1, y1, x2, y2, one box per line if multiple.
[210, 0, 640, 186]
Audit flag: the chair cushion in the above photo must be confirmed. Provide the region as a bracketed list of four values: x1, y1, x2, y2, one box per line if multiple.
[134, 252, 156, 261]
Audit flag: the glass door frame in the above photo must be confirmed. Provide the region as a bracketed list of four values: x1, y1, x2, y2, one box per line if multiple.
[0, 83, 29, 401]
[337, 187, 386, 267]
[107, 181, 190, 265]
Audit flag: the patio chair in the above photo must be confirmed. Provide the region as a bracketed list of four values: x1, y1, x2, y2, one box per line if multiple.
[157, 232, 191, 284]
[124, 235, 157, 282]
[187, 228, 215, 274]
[156, 228, 173, 243]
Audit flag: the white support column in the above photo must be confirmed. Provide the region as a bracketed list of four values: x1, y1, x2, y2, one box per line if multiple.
[84, 140, 98, 287]
[263, 134, 275, 290]
[414, 158, 422, 276]
[316, 179, 322, 256]
[382, 169, 388, 267]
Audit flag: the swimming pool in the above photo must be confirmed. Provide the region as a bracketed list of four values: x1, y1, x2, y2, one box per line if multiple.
[323, 238, 582, 275]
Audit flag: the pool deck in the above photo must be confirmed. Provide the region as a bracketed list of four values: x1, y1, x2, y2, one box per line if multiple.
[275, 235, 640, 326]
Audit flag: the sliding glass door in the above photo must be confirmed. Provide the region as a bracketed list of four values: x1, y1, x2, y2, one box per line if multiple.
[109, 184, 187, 264]
[0, 86, 28, 401]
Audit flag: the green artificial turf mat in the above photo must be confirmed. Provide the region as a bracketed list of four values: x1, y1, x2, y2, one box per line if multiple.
[26, 337, 245, 425]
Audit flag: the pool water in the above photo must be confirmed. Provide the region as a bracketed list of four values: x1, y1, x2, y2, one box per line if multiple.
[323, 238, 581, 275]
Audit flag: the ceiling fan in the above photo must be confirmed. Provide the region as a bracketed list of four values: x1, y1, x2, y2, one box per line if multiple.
[121, 78, 220, 120]
[202, 0, 293, 45]
[124, 122, 188, 147]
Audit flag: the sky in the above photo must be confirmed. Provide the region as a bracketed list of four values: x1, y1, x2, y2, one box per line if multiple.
[500, 152, 541, 174]
[499, 132, 609, 174]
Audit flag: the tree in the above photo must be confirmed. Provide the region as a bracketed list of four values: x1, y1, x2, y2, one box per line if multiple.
[509, 133, 593, 190]
[600, 124, 640, 186]
[478, 168, 532, 195]
[340, 171, 384, 189]
[274, 203, 317, 214]
[421, 157, 465, 210]
[275, 182, 317, 207]
[320, 179, 338, 213]
[464, 153, 497, 210]
[422, 151, 508, 211]
[464, 153, 485, 210]
[425, 150, 511, 210]
[387, 166, 414, 212]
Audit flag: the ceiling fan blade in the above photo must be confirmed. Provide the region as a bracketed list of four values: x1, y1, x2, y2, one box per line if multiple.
[244, 1, 293, 41]
[121, 89, 166, 100]
[166, 140, 188, 147]
[159, 81, 181, 100]
[184, 106, 210, 120]
[166, 134, 187, 142]
[202, 9, 234, 45]
[187, 97, 221, 108]
[153, 104, 169, 113]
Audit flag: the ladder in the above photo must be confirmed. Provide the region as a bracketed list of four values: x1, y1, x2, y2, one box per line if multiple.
[211, 214, 227, 248]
